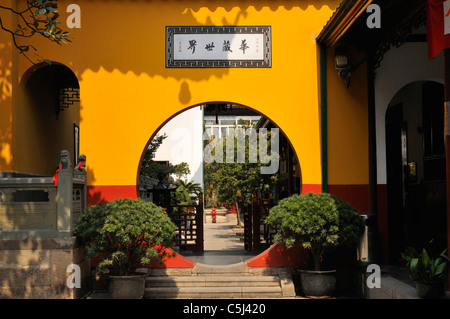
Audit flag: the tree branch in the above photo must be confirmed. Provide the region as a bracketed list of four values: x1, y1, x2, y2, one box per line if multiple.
[0, 0, 70, 64]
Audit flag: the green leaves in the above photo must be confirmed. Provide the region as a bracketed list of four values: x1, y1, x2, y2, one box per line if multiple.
[140, 134, 192, 183]
[402, 246, 449, 282]
[75, 198, 177, 276]
[265, 192, 364, 270]
[2, 1, 70, 64]
[204, 126, 278, 207]
[173, 179, 202, 205]
[33, 8, 47, 16]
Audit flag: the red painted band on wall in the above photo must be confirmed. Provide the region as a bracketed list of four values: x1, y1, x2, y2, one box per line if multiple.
[246, 243, 310, 268]
[87, 185, 138, 206]
[327, 184, 369, 213]
[300, 184, 370, 213]
[301, 184, 322, 194]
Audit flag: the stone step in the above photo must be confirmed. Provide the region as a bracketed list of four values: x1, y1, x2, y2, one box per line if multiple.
[145, 266, 296, 299]
[147, 275, 280, 287]
[144, 285, 283, 299]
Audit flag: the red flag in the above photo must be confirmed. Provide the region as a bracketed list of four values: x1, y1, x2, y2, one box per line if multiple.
[427, 0, 450, 60]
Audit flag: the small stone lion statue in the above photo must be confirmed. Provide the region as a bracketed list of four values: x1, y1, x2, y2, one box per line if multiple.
[60, 150, 72, 170]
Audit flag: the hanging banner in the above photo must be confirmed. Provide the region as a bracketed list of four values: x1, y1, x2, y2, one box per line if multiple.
[427, 0, 450, 60]
[166, 26, 271, 68]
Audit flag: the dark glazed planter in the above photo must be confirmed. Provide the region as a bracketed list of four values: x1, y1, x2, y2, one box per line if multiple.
[415, 281, 445, 299]
[299, 269, 337, 297]
[108, 273, 147, 299]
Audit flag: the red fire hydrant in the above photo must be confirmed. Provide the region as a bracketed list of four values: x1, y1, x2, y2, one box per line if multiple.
[211, 207, 217, 223]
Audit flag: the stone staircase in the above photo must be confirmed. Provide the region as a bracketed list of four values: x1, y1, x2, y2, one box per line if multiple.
[144, 263, 296, 299]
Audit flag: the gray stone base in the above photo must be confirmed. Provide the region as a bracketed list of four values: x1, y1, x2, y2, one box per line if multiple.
[0, 236, 90, 299]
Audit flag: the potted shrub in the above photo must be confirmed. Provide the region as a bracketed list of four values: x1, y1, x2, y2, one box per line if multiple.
[75, 198, 177, 299]
[265, 192, 364, 297]
[401, 245, 449, 299]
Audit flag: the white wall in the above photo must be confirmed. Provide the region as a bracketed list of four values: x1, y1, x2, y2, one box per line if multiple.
[153, 106, 204, 187]
[375, 39, 444, 184]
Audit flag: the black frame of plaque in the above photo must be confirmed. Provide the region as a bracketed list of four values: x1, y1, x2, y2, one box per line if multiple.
[166, 26, 271, 68]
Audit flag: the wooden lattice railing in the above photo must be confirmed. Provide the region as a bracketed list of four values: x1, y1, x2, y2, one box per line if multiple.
[163, 203, 204, 252]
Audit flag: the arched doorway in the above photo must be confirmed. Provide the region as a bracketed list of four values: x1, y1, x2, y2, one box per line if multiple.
[15, 62, 80, 175]
[137, 102, 301, 265]
[385, 81, 447, 263]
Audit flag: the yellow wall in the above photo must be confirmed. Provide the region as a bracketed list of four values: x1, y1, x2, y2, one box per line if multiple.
[9, 0, 341, 190]
[0, 0, 15, 172]
[326, 46, 369, 185]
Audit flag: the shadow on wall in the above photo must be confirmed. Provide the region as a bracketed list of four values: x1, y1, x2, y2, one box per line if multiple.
[11, 0, 340, 203]
[23, 0, 342, 82]
[0, 40, 13, 172]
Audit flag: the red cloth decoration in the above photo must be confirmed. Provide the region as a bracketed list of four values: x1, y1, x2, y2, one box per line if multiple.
[427, 0, 450, 60]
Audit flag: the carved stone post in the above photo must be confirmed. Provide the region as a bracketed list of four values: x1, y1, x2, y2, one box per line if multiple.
[74, 154, 86, 180]
[56, 150, 73, 237]
[74, 154, 87, 213]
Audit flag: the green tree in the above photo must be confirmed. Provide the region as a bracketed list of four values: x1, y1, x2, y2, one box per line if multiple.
[75, 198, 177, 276]
[0, 0, 71, 63]
[170, 162, 191, 182]
[140, 133, 191, 184]
[140, 134, 169, 180]
[172, 179, 202, 205]
[204, 122, 278, 224]
[265, 193, 364, 271]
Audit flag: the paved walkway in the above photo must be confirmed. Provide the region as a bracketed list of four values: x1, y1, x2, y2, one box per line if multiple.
[173, 220, 261, 265]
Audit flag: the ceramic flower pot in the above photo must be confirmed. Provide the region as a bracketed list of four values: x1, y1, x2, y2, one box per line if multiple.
[415, 280, 445, 299]
[108, 273, 147, 299]
[299, 269, 337, 297]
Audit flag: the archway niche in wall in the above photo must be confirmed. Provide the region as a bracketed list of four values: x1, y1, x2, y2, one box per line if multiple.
[385, 80, 446, 264]
[16, 62, 80, 176]
[137, 102, 301, 265]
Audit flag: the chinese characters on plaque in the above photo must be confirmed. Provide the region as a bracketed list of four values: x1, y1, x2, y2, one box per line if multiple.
[166, 26, 271, 68]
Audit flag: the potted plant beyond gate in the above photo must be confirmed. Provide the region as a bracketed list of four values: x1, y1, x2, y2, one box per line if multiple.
[75, 198, 177, 299]
[265, 192, 364, 297]
[401, 244, 449, 299]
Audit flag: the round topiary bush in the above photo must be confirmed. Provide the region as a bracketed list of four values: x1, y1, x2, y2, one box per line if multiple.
[265, 192, 364, 271]
[75, 198, 177, 276]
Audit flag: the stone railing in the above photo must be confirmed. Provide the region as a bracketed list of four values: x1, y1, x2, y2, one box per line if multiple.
[0, 152, 91, 299]
[0, 152, 87, 240]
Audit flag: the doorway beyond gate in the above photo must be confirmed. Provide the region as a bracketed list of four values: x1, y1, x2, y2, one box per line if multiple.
[385, 81, 447, 263]
[137, 103, 301, 264]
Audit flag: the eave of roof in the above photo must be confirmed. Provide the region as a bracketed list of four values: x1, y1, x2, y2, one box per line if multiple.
[316, 0, 374, 47]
